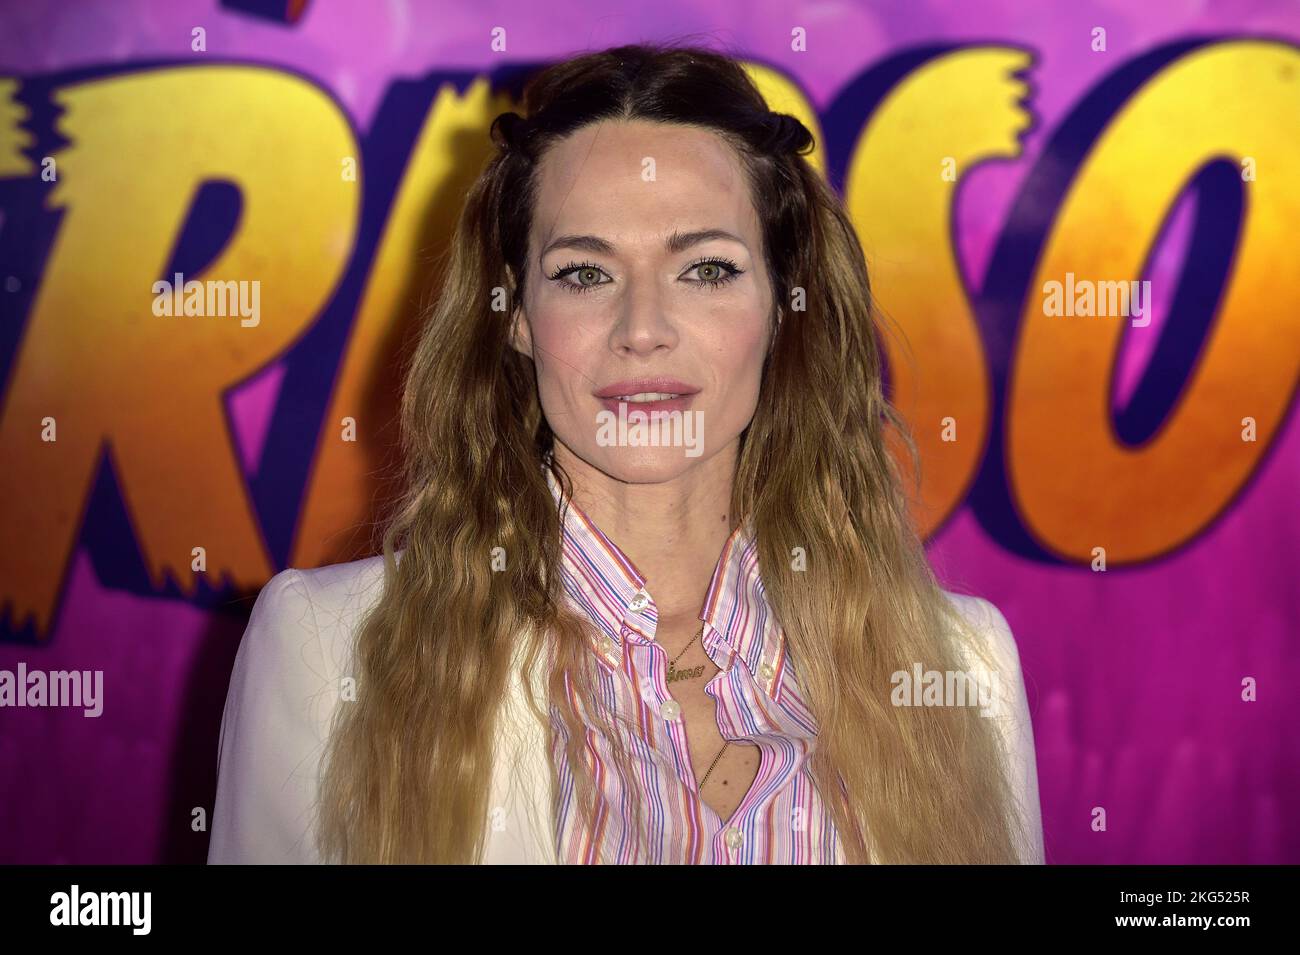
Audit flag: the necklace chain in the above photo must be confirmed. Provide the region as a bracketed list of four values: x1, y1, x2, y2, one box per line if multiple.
[664, 621, 731, 791]
[667, 622, 704, 668]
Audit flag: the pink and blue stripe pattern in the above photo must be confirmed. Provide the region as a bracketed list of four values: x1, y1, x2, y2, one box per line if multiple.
[546, 469, 844, 864]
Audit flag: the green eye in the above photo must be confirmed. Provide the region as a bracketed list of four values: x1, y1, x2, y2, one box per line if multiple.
[547, 261, 613, 295]
[684, 257, 745, 288]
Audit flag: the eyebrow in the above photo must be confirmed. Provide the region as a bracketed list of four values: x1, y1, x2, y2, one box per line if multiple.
[538, 228, 747, 262]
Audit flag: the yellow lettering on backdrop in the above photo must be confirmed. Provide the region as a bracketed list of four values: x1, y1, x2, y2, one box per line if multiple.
[1009, 41, 1300, 562]
[293, 77, 510, 566]
[0, 77, 35, 177]
[843, 48, 1032, 535]
[0, 66, 359, 631]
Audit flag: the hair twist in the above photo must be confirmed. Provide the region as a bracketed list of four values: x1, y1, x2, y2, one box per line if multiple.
[753, 111, 814, 156]
[490, 110, 533, 155]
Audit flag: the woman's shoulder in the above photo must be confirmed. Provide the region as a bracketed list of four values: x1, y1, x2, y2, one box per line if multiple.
[936, 589, 1026, 722]
[284, 553, 390, 629]
[258, 552, 393, 680]
[939, 590, 1020, 675]
[938, 589, 1044, 864]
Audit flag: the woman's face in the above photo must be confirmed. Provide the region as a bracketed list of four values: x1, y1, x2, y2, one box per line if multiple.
[512, 118, 775, 485]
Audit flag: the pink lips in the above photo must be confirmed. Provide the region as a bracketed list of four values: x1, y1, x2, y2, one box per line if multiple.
[594, 377, 700, 415]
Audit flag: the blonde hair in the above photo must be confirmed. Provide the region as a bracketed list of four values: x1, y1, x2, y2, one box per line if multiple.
[317, 41, 1024, 864]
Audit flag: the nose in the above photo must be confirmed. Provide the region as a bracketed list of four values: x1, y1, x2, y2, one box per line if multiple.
[608, 273, 678, 358]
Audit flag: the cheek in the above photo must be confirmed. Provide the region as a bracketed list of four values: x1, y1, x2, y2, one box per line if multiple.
[705, 317, 769, 402]
[527, 307, 589, 396]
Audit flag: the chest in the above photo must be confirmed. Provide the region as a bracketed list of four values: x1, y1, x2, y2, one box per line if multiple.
[646, 629, 770, 823]
[674, 681, 762, 821]
[546, 627, 834, 863]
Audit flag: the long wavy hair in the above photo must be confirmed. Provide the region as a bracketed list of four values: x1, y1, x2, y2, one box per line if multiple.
[317, 41, 1025, 864]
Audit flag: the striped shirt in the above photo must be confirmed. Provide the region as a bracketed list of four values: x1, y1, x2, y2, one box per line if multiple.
[546, 469, 844, 864]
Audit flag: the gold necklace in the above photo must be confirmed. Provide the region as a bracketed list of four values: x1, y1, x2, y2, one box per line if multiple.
[666, 622, 704, 675]
[665, 622, 731, 791]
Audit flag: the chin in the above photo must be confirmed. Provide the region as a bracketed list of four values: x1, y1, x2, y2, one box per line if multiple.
[579, 446, 713, 484]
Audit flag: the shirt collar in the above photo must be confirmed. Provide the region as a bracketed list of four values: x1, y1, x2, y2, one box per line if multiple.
[546, 465, 788, 704]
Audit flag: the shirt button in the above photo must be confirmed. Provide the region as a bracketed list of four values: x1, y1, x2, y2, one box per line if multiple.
[628, 589, 650, 612]
[660, 700, 681, 721]
[725, 827, 744, 848]
[759, 663, 775, 680]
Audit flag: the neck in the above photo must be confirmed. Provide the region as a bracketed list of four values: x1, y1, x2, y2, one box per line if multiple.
[553, 441, 739, 623]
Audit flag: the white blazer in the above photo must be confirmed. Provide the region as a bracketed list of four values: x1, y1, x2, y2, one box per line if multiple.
[207, 555, 1045, 864]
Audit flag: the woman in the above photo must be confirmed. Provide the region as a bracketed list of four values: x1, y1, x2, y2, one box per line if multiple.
[208, 42, 1043, 865]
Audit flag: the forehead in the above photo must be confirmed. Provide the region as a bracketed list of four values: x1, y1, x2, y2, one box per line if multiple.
[530, 119, 760, 254]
